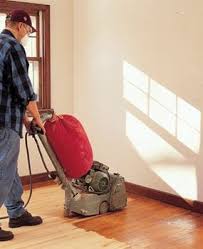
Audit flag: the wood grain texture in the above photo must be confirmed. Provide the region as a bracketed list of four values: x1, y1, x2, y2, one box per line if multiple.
[1, 184, 203, 248]
[126, 182, 203, 214]
[20, 174, 203, 214]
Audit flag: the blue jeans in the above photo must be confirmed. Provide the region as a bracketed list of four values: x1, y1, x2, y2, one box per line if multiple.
[0, 128, 25, 219]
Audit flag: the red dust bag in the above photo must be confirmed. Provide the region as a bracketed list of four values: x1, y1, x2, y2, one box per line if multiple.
[44, 114, 93, 178]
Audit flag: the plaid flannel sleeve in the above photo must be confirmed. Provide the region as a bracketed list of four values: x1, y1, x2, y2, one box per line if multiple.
[8, 43, 37, 106]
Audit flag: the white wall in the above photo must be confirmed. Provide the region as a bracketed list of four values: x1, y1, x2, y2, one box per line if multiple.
[74, 0, 203, 201]
[14, 0, 74, 176]
[13, 0, 203, 202]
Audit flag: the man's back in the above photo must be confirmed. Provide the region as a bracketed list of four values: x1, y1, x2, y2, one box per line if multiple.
[0, 29, 36, 137]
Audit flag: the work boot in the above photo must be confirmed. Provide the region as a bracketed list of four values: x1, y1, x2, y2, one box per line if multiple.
[9, 211, 43, 228]
[0, 227, 14, 241]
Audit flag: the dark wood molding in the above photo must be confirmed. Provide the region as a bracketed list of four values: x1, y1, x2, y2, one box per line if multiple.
[42, 5, 51, 109]
[125, 182, 203, 214]
[21, 171, 54, 186]
[1, 1, 49, 14]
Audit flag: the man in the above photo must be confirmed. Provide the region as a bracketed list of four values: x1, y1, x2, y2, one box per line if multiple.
[0, 9, 46, 241]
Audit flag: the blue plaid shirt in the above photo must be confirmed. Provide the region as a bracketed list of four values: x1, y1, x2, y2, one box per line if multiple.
[0, 29, 37, 137]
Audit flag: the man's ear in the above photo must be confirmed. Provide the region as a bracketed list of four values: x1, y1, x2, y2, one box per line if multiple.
[17, 22, 23, 32]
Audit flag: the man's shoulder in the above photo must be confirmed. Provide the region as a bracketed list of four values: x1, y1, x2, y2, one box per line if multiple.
[0, 33, 24, 54]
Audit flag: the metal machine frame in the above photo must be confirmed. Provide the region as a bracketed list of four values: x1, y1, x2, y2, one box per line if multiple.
[37, 113, 127, 217]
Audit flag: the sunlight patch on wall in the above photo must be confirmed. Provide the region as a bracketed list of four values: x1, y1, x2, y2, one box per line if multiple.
[126, 111, 197, 199]
[123, 61, 201, 153]
[152, 163, 197, 200]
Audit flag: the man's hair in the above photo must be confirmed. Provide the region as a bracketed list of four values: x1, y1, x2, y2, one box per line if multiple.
[5, 16, 19, 29]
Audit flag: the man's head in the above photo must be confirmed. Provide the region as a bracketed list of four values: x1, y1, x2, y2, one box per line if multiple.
[5, 10, 36, 43]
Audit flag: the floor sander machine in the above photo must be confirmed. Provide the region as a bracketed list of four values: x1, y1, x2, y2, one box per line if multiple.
[31, 112, 127, 217]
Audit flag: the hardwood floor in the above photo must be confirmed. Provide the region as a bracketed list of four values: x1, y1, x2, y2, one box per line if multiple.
[1, 183, 203, 248]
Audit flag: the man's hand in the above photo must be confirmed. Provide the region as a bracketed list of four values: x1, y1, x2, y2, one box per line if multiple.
[32, 117, 46, 135]
[26, 101, 46, 134]
[24, 119, 31, 132]
[23, 113, 31, 132]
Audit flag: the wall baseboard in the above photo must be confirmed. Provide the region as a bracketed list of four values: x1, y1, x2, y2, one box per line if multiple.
[21, 172, 53, 186]
[21, 173, 203, 214]
[125, 182, 203, 214]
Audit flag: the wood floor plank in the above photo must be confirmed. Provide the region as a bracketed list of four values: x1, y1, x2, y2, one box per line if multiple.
[1, 184, 203, 248]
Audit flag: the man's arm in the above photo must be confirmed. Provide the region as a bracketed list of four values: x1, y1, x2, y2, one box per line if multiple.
[8, 45, 37, 106]
[26, 101, 45, 134]
[23, 103, 45, 134]
[8, 44, 45, 133]
[23, 112, 30, 129]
